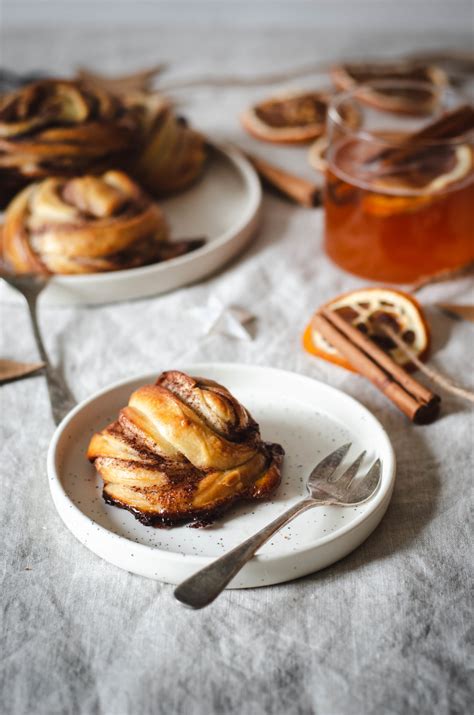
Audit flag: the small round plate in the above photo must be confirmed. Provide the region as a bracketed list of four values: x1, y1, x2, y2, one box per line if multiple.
[0, 144, 261, 306]
[47, 364, 396, 588]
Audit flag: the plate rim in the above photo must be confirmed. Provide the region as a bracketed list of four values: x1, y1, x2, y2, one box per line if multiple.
[36, 142, 262, 288]
[47, 363, 396, 567]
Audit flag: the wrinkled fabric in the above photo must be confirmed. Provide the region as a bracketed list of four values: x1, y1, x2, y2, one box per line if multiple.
[1, 25, 473, 715]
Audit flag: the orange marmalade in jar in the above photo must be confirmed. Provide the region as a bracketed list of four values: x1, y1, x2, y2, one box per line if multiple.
[324, 82, 474, 283]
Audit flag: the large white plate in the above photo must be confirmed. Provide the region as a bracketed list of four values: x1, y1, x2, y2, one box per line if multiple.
[0, 144, 261, 306]
[47, 364, 396, 588]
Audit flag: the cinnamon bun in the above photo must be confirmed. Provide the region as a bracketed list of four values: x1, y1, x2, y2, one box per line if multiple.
[0, 79, 137, 204]
[128, 93, 206, 195]
[0, 171, 174, 274]
[87, 371, 284, 527]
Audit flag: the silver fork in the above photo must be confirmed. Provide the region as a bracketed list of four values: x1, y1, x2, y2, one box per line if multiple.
[1, 272, 76, 425]
[174, 443, 382, 609]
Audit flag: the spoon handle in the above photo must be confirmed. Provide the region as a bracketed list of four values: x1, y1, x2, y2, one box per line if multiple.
[174, 498, 315, 609]
[26, 293, 76, 425]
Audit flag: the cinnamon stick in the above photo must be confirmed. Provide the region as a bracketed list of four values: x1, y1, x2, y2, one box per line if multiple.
[436, 303, 474, 323]
[377, 322, 474, 403]
[410, 260, 474, 292]
[403, 104, 474, 141]
[367, 104, 474, 167]
[244, 152, 322, 207]
[313, 309, 440, 423]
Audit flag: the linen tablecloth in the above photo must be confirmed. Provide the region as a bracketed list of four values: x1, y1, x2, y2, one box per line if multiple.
[1, 26, 473, 715]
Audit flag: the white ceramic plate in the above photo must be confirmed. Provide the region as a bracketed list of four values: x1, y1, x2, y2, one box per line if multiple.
[0, 144, 261, 306]
[47, 364, 396, 588]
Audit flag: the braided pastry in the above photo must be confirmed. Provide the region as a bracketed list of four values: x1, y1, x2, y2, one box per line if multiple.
[129, 93, 206, 196]
[0, 170, 176, 274]
[87, 371, 284, 527]
[0, 79, 137, 204]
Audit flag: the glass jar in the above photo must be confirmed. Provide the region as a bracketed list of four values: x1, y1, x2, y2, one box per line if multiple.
[324, 80, 474, 283]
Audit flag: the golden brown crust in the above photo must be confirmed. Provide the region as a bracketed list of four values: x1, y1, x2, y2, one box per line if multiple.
[0, 171, 171, 274]
[87, 371, 284, 527]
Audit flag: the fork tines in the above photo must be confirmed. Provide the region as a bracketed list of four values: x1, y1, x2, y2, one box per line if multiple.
[310, 443, 382, 504]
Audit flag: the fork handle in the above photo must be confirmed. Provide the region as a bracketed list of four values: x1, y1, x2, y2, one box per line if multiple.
[26, 293, 76, 425]
[174, 498, 316, 609]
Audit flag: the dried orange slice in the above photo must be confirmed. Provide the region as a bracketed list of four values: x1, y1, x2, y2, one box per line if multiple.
[303, 288, 430, 372]
[241, 90, 331, 144]
[362, 193, 434, 217]
[363, 144, 472, 216]
[330, 62, 447, 114]
[241, 89, 361, 144]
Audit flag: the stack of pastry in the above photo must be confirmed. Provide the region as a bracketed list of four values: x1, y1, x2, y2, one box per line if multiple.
[0, 78, 207, 274]
[88, 370, 284, 527]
